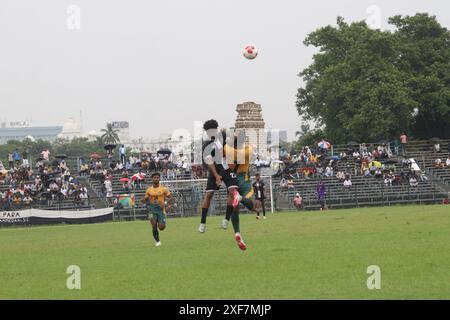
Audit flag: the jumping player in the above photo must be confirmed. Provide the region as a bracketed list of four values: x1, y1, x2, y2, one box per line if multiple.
[142, 172, 172, 247]
[222, 129, 261, 228]
[198, 119, 246, 250]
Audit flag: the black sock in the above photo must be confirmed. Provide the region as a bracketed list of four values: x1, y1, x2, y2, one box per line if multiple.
[201, 207, 208, 224]
[231, 207, 240, 233]
[240, 198, 254, 211]
[261, 200, 266, 216]
[225, 205, 233, 221]
[152, 225, 160, 242]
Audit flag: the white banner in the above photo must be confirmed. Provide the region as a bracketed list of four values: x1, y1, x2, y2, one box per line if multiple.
[0, 208, 113, 225]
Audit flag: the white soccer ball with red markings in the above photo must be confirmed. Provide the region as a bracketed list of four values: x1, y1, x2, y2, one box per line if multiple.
[243, 44, 258, 60]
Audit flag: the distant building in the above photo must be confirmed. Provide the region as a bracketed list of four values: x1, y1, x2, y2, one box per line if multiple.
[235, 102, 268, 158]
[0, 126, 63, 144]
[111, 121, 130, 144]
[58, 118, 82, 140]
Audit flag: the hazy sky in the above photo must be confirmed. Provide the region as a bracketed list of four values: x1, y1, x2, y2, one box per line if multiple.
[1, 0, 449, 141]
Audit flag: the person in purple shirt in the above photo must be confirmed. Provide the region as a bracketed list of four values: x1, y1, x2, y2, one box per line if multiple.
[316, 181, 327, 211]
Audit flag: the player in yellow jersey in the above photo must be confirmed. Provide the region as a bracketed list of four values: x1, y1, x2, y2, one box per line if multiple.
[141, 172, 172, 247]
[222, 130, 261, 229]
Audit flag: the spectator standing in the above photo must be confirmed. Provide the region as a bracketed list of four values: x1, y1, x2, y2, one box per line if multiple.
[22, 150, 29, 166]
[400, 133, 408, 155]
[316, 181, 327, 211]
[119, 145, 126, 165]
[8, 152, 14, 168]
[41, 149, 50, 161]
[13, 149, 21, 167]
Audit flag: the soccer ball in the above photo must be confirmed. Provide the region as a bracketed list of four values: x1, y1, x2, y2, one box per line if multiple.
[243, 44, 258, 60]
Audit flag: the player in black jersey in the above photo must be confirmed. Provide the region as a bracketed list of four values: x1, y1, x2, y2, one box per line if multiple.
[198, 119, 246, 250]
[253, 173, 266, 219]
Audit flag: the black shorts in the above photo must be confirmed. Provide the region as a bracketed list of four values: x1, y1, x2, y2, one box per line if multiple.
[206, 170, 238, 192]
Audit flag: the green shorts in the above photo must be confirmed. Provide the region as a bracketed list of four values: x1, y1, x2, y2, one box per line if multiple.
[148, 205, 167, 225]
[237, 173, 254, 199]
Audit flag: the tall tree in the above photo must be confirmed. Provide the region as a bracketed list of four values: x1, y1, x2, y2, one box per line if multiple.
[100, 123, 120, 145]
[297, 17, 417, 144]
[390, 13, 450, 139]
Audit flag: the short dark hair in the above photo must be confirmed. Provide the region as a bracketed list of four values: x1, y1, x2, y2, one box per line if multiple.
[203, 119, 219, 131]
[151, 172, 161, 178]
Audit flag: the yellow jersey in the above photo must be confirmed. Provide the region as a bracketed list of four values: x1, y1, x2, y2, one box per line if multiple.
[144, 185, 172, 213]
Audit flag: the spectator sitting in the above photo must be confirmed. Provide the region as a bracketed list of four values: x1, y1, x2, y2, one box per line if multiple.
[369, 163, 377, 175]
[293, 193, 303, 210]
[343, 177, 352, 189]
[352, 150, 361, 161]
[280, 178, 288, 190]
[325, 165, 333, 177]
[79, 190, 89, 206]
[23, 194, 33, 207]
[409, 176, 419, 187]
[434, 143, 440, 153]
[336, 171, 345, 181]
[434, 158, 445, 169]
[374, 168, 382, 179]
[384, 174, 392, 187]
[446, 156, 450, 167]
[287, 179, 295, 189]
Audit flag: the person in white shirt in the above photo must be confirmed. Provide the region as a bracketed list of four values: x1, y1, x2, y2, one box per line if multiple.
[409, 176, 418, 187]
[325, 165, 333, 177]
[80, 191, 89, 205]
[446, 156, 450, 167]
[104, 179, 113, 198]
[119, 145, 126, 164]
[343, 178, 352, 188]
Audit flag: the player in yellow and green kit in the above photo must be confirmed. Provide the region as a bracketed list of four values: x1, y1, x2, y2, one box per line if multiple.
[141, 172, 172, 247]
[222, 130, 261, 229]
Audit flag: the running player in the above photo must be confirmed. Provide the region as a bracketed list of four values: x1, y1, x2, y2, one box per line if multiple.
[198, 120, 246, 250]
[141, 172, 172, 247]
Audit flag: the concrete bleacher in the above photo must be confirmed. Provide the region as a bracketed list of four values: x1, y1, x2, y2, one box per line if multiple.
[0, 158, 94, 211]
[402, 140, 450, 188]
[81, 139, 450, 215]
[273, 140, 450, 210]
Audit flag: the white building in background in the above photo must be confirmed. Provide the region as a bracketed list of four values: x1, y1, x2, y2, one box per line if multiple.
[58, 118, 82, 140]
[0, 120, 63, 144]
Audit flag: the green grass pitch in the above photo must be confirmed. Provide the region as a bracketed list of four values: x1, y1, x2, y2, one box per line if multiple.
[1, 204, 450, 299]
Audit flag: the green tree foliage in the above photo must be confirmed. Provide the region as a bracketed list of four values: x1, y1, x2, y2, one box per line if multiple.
[53, 137, 105, 157]
[101, 123, 120, 145]
[0, 138, 105, 164]
[297, 14, 450, 144]
[295, 129, 326, 150]
[389, 13, 450, 139]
